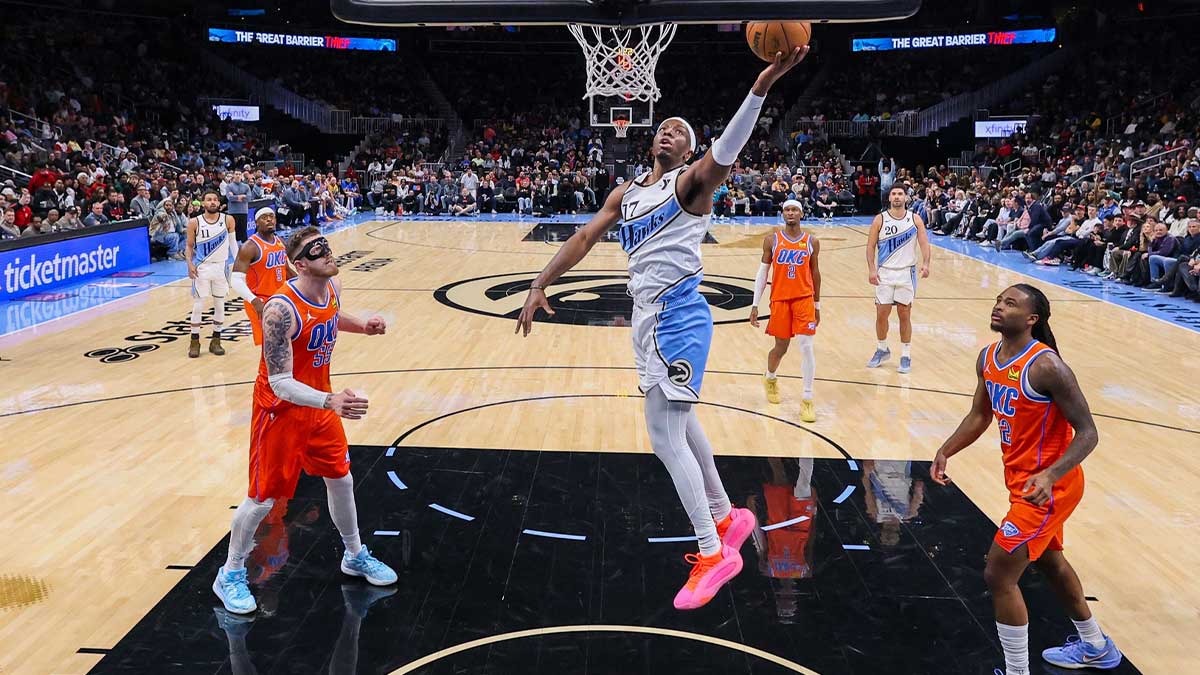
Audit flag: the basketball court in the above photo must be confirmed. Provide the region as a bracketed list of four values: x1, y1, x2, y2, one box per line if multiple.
[1, 211, 1196, 673]
[2, 0, 1197, 673]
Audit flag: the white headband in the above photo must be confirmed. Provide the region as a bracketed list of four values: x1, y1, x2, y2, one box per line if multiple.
[782, 199, 804, 211]
[657, 117, 696, 153]
[254, 207, 275, 221]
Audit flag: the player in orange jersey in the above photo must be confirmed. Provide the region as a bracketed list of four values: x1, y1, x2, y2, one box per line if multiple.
[230, 207, 294, 345]
[930, 284, 1123, 674]
[750, 200, 821, 422]
[212, 226, 397, 616]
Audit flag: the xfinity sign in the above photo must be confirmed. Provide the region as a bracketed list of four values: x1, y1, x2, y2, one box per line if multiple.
[975, 119, 1028, 138]
[0, 225, 150, 300]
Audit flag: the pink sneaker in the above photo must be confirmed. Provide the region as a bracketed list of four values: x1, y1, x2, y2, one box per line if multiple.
[715, 507, 756, 551]
[672, 545, 743, 611]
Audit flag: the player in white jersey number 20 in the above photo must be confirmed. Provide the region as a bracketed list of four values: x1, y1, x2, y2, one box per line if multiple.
[516, 47, 809, 611]
[865, 185, 931, 374]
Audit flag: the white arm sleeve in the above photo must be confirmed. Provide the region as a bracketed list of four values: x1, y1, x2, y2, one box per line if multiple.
[710, 90, 766, 166]
[752, 262, 770, 308]
[227, 223, 239, 262]
[230, 272, 257, 304]
[268, 372, 330, 409]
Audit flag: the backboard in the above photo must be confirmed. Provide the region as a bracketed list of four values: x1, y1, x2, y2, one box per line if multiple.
[331, 0, 922, 27]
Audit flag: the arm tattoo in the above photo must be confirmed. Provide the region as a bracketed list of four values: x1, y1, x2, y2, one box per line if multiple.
[262, 300, 295, 377]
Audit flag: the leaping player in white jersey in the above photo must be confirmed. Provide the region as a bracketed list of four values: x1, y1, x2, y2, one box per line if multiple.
[517, 46, 809, 611]
[185, 190, 239, 358]
[865, 185, 931, 373]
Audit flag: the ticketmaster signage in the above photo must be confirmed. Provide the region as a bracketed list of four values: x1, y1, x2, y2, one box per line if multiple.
[852, 28, 1055, 52]
[208, 27, 396, 51]
[1, 224, 150, 301]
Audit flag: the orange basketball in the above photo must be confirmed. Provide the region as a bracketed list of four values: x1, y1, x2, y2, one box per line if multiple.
[745, 21, 812, 62]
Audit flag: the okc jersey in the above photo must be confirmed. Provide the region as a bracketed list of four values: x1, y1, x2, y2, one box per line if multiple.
[246, 234, 289, 299]
[770, 229, 814, 302]
[876, 209, 917, 270]
[980, 339, 1078, 496]
[618, 165, 709, 303]
[193, 213, 233, 268]
[253, 279, 340, 409]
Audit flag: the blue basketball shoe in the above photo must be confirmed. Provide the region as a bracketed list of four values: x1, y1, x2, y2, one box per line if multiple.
[867, 348, 891, 368]
[1042, 635, 1124, 669]
[341, 546, 398, 586]
[212, 566, 257, 614]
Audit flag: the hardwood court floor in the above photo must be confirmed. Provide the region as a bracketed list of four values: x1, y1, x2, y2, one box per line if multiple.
[0, 218, 1195, 673]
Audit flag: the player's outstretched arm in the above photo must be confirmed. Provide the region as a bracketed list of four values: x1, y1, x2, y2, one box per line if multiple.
[330, 280, 386, 335]
[185, 217, 198, 279]
[865, 214, 883, 285]
[515, 183, 628, 337]
[930, 350, 993, 485]
[262, 298, 367, 418]
[914, 213, 931, 278]
[231, 240, 264, 313]
[749, 233, 773, 327]
[1021, 353, 1099, 505]
[680, 46, 809, 205]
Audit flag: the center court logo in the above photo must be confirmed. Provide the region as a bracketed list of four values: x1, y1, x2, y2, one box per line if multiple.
[433, 271, 764, 327]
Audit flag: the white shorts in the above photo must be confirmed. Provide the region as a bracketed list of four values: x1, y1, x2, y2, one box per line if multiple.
[875, 266, 916, 306]
[631, 292, 712, 403]
[192, 263, 230, 299]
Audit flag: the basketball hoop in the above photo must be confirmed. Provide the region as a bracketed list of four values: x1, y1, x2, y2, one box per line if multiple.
[613, 119, 630, 139]
[568, 23, 677, 103]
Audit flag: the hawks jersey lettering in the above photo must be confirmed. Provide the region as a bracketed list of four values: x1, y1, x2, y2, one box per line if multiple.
[770, 230, 814, 302]
[194, 213, 232, 268]
[877, 209, 918, 270]
[246, 234, 289, 299]
[253, 280, 339, 408]
[618, 166, 709, 303]
[981, 340, 1075, 495]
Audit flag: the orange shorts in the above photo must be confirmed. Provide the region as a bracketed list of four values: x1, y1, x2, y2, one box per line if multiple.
[766, 297, 817, 339]
[248, 401, 350, 501]
[994, 470, 1084, 561]
[763, 483, 816, 578]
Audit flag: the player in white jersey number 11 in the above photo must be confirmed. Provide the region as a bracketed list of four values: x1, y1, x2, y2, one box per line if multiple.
[515, 46, 809, 611]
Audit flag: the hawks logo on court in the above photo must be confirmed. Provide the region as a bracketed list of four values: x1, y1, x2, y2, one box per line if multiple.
[434, 271, 764, 327]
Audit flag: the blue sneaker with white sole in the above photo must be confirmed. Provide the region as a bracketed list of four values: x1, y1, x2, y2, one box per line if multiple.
[898, 356, 911, 373]
[341, 546, 398, 586]
[867, 348, 891, 368]
[1042, 635, 1124, 669]
[212, 566, 257, 614]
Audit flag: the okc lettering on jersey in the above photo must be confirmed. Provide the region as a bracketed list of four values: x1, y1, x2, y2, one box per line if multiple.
[776, 248, 810, 266]
[618, 199, 683, 253]
[305, 315, 338, 368]
[985, 380, 1018, 416]
[265, 250, 288, 268]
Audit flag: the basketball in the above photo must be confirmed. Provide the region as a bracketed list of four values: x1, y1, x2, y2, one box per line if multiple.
[745, 21, 812, 62]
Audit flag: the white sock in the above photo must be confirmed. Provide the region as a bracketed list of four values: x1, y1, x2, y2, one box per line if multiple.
[901, 343, 912, 358]
[1072, 616, 1106, 649]
[325, 474, 363, 556]
[996, 622, 1030, 675]
[225, 497, 275, 572]
[765, 370, 777, 380]
[798, 335, 815, 399]
[877, 340, 888, 351]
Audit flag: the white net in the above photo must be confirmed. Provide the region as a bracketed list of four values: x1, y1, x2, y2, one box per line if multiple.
[568, 23, 678, 103]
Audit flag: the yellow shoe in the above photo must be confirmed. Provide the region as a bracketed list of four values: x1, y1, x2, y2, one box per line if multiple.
[799, 399, 816, 423]
[764, 376, 781, 404]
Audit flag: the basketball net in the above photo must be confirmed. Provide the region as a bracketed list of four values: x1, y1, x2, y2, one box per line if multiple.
[568, 23, 677, 103]
[613, 119, 630, 138]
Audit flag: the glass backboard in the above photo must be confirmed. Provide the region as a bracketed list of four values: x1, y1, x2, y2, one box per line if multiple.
[332, 0, 922, 27]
